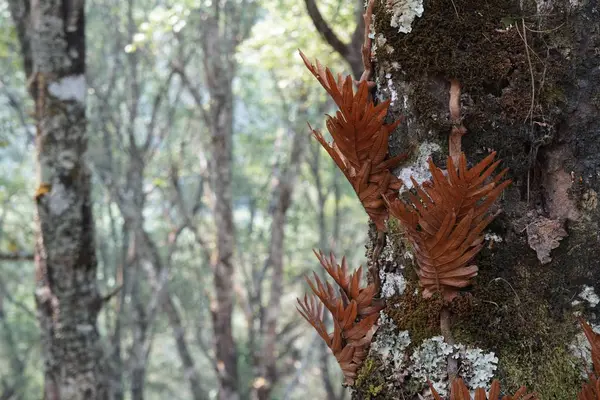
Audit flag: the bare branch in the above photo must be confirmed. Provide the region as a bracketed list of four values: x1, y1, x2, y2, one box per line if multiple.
[303, 0, 349, 59]
[0, 252, 33, 261]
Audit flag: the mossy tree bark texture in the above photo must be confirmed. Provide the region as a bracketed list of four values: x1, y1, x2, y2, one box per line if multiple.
[352, 0, 600, 399]
[8, 1, 108, 399]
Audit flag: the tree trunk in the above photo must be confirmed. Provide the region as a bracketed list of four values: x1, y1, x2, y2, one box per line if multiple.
[253, 114, 308, 400]
[199, 14, 240, 400]
[348, 1, 600, 399]
[8, 1, 108, 398]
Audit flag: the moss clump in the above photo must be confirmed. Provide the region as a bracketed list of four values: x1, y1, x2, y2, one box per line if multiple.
[500, 346, 582, 399]
[374, 0, 573, 179]
[448, 231, 584, 398]
[386, 279, 443, 349]
[353, 357, 387, 399]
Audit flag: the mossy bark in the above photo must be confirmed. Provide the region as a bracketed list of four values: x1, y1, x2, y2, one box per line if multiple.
[353, 1, 600, 399]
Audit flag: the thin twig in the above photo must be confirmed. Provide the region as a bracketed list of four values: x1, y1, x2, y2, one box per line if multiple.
[517, 19, 536, 124]
[450, 0, 459, 18]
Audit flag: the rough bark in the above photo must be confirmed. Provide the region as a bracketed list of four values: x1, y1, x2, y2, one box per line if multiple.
[8, 1, 109, 399]
[347, 0, 600, 399]
[201, 21, 240, 396]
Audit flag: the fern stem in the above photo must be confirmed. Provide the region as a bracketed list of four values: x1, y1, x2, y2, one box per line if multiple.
[448, 79, 467, 164]
[440, 305, 458, 384]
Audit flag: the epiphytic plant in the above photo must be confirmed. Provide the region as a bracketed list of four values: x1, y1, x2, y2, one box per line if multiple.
[579, 318, 600, 400]
[384, 152, 511, 302]
[429, 378, 538, 400]
[296, 250, 385, 385]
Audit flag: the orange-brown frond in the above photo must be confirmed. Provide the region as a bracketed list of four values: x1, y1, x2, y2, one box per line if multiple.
[300, 50, 406, 231]
[387, 152, 510, 301]
[428, 378, 537, 400]
[579, 378, 600, 400]
[297, 250, 384, 385]
[579, 318, 600, 400]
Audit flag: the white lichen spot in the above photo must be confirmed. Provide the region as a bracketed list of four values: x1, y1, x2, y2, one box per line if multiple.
[48, 75, 86, 103]
[374, 34, 387, 56]
[372, 313, 411, 371]
[58, 149, 78, 170]
[579, 285, 600, 307]
[48, 183, 71, 216]
[387, 0, 424, 34]
[380, 269, 406, 298]
[385, 73, 399, 105]
[398, 142, 441, 190]
[534, 0, 554, 13]
[484, 233, 503, 243]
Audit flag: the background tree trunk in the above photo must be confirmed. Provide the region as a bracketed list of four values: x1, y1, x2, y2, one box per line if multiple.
[8, 0, 108, 398]
[348, 1, 600, 399]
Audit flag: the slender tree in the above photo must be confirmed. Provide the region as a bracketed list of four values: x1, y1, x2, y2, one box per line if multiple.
[8, 1, 108, 398]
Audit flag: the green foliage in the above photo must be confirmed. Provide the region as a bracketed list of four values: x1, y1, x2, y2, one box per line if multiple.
[0, 0, 369, 397]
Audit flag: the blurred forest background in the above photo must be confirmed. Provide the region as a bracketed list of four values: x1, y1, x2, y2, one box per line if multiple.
[0, 0, 369, 398]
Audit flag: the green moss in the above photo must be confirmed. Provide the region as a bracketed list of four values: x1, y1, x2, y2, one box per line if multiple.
[449, 237, 584, 397]
[374, 0, 573, 178]
[353, 357, 387, 400]
[381, 211, 594, 398]
[500, 347, 582, 399]
[386, 279, 443, 350]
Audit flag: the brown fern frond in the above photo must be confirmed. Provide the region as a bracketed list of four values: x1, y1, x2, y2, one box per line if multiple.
[429, 378, 538, 400]
[385, 152, 511, 301]
[296, 250, 384, 385]
[579, 318, 600, 400]
[299, 51, 407, 231]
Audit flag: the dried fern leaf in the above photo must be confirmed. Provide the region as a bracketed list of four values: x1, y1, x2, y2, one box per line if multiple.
[296, 250, 384, 385]
[429, 378, 537, 400]
[579, 379, 600, 400]
[579, 318, 600, 400]
[299, 51, 406, 231]
[385, 152, 511, 301]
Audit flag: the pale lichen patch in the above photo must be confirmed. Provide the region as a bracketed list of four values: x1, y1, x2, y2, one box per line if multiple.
[397, 142, 441, 190]
[409, 336, 454, 396]
[408, 337, 498, 396]
[380, 269, 406, 298]
[48, 75, 86, 103]
[579, 285, 600, 308]
[372, 313, 411, 371]
[385, 73, 399, 105]
[48, 183, 71, 216]
[387, 0, 425, 34]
